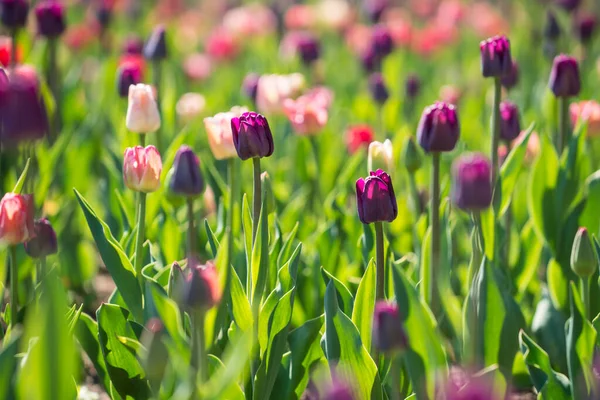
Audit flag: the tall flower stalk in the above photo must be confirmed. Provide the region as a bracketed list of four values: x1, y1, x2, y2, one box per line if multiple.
[143, 25, 168, 151]
[549, 55, 581, 153]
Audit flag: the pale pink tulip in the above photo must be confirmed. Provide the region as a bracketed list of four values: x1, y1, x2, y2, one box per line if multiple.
[203, 106, 249, 159]
[0, 193, 35, 246]
[123, 146, 163, 193]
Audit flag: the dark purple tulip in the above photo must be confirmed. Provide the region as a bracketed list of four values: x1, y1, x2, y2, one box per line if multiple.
[116, 62, 142, 98]
[368, 72, 389, 105]
[499, 101, 521, 142]
[242, 73, 259, 103]
[445, 377, 497, 400]
[480, 35, 512, 78]
[183, 260, 220, 311]
[549, 54, 580, 97]
[555, 0, 581, 12]
[168, 145, 205, 197]
[360, 47, 378, 73]
[122, 35, 144, 55]
[416, 102, 460, 153]
[370, 25, 393, 59]
[323, 383, 355, 400]
[0, 0, 28, 29]
[372, 302, 407, 352]
[364, 0, 389, 22]
[144, 25, 167, 61]
[405, 74, 421, 99]
[231, 112, 274, 160]
[501, 60, 519, 90]
[24, 218, 57, 258]
[574, 14, 596, 43]
[544, 11, 561, 40]
[296, 33, 320, 65]
[95, 1, 111, 29]
[34, 1, 65, 38]
[451, 153, 492, 211]
[356, 169, 398, 224]
[0, 66, 49, 147]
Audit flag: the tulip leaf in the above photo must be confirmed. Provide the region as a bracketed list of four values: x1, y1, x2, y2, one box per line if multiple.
[205, 219, 220, 258]
[287, 315, 325, 399]
[149, 282, 187, 352]
[352, 258, 376, 351]
[74, 189, 144, 322]
[499, 122, 534, 216]
[75, 313, 112, 393]
[324, 281, 383, 400]
[321, 267, 354, 316]
[12, 158, 30, 194]
[480, 206, 495, 261]
[230, 264, 253, 333]
[0, 330, 21, 399]
[579, 170, 600, 237]
[206, 355, 245, 400]
[251, 196, 269, 305]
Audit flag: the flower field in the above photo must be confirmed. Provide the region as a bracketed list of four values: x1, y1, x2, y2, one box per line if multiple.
[1, 0, 600, 399]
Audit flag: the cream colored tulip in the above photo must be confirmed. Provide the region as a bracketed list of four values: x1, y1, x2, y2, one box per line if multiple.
[203, 106, 248, 160]
[368, 139, 393, 172]
[126, 84, 161, 133]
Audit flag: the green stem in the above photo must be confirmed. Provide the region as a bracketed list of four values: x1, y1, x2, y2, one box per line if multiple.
[558, 96, 570, 154]
[152, 60, 163, 152]
[308, 136, 321, 204]
[38, 256, 46, 285]
[47, 38, 60, 141]
[407, 173, 421, 215]
[225, 159, 235, 299]
[375, 222, 385, 300]
[490, 77, 501, 188]
[581, 276, 590, 321]
[187, 199, 195, 259]
[134, 192, 147, 293]
[252, 158, 261, 245]
[378, 105, 384, 140]
[428, 152, 441, 306]
[504, 206, 512, 268]
[9, 246, 17, 325]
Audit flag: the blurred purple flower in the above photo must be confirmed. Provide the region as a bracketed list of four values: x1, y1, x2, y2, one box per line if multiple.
[549, 54, 580, 97]
[573, 13, 596, 43]
[34, 1, 65, 38]
[372, 301, 407, 352]
[405, 74, 421, 99]
[0, 0, 28, 29]
[501, 60, 519, 90]
[368, 72, 389, 105]
[24, 218, 58, 258]
[417, 102, 460, 153]
[499, 101, 521, 142]
[452, 153, 493, 211]
[144, 25, 167, 61]
[116, 61, 143, 98]
[168, 145, 205, 198]
[480, 35, 512, 78]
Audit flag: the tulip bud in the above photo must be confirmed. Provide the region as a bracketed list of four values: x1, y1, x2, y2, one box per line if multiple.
[370, 25, 393, 59]
[204, 106, 248, 160]
[0, 193, 34, 246]
[405, 74, 421, 100]
[574, 14, 596, 44]
[34, 1, 65, 38]
[549, 54, 581, 98]
[116, 62, 143, 98]
[143, 25, 167, 61]
[183, 260, 221, 311]
[122, 35, 144, 55]
[24, 218, 57, 258]
[296, 33, 320, 65]
[368, 72, 389, 105]
[167, 261, 184, 300]
[499, 101, 521, 142]
[501, 60, 519, 91]
[416, 102, 460, 153]
[451, 153, 492, 211]
[261, 171, 275, 214]
[402, 136, 422, 173]
[123, 145, 162, 193]
[368, 139, 393, 172]
[555, 0, 581, 12]
[230, 111, 274, 160]
[356, 169, 398, 224]
[480, 35, 512, 78]
[125, 84, 161, 133]
[242, 72, 259, 103]
[0, 0, 29, 29]
[168, 145, 205, 198]
[570, 227, 597, 278]
[372, 302, 407, 353]
[544, 11, 561, 41]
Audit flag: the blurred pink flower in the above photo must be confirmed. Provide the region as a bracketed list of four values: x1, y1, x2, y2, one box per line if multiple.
[345, 24, 373, 55]
[0, 36, 20, 68]
[203, 106, 248, 160]
[206, 28, 238, 61]
[280, 30, 308, 61]
[222, 4, 276, 38]
[410, 0, 437, 18]
[283, 89, 330, 135]
[316, 0, 354, 31]
[64, 22, 98, 51]
[346, 125, 375, 154]
[383, 9, 412, 47]
[570, 100, 600, 137]
[467, 2, 508, 37]
[411, 23, 458, 56]
[256, 73, 306, 115]
[183, 53, 212, 81]
[285, 4, 316, 30]
[435, 0, 465, 28]
[176, 93, 206, 123]
[439, 85, 462, 105]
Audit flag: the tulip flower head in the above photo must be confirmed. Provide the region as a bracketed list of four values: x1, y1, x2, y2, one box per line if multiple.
[0, 35, 18, 67]
[168, 145, 205, 198]
[295, 32, 321, 65]
[255, 73, 305, 115]
[370, 24, 394, 59]
[499, 101, 521, 142]
[122, 35, 144, 55]
[544, 11, 561, 41]
[123, 146, 162, 193]
[405, 74, 421, 99]
[574, 14, 596, 44]
[372, 301, 407, 353]
[24, 218, 57, 258]
[417, 102, 460, 153]
[230, 111, 274, 160]
[402, 136, 422, 173]
[480, 35, 512, 78]
[126, 84, 161, 133]
[282, 93, 328, 136]
[143, 25, 167, 61]
[346, 124, 374, 154]
[116, 62, 143, 98]
[183, 260, 221, 311]
[501, 60, 519, 90]
[368, 72, 389, 105]
[451, 153, 492, 211]
[34, 1, 65, 38]
[0, 0, 29, 29]
[204, 106, 248, 159]
[176, 92, 206, 124]
[356, 169, 398, 224]
[368, 139, 393, 172]
[555, 0, 581, 12]
[0, 193, 34, 246]
[571, 227, 597, 278]
[570, 100, 600, 137]
[364, 0, 389, 22]
[549, 54, 580, 98]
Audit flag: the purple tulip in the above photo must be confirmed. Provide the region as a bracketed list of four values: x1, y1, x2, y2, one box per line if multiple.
[144, 25, 167, 61]
[122, 35, 144, 55]
[405, 74, 421, 99]
[34, 1, 65, 38]
[549, 54, 580, 97]
[370, 25, 393, 59]
[95, 1, 111, 29]
[480, 35, 512, 78]
[231, 112, 274, 160]
[116, 62, 143, 98]
[574, 14, 596, 43]
[444, 376, 498, 400]
[544, 11, 561, 40]
[555, 0, 581, 12]
[356, 169, 398, 224]
[0, 0, 28, 29]
[168, 145, 205, 197]
[242, 73, 259, 103]
[360, 47, 378, 73]
[368, 72, 389, 105]
[451, 153, 493, 211]
[364, 0, 389, 22]
[24, 218, 58, 258]
[296, 32, 320, 65]
[499, 101, 521, 142]
[372, 301, 407, 352]
[416, 102, 460, 153]
[501, 60, 519, 90]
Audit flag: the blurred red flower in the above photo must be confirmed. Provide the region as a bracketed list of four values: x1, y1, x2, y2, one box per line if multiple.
[206, 28, 238, 61]
[346, 125, 375, 154]
[0, 36, 20, 68]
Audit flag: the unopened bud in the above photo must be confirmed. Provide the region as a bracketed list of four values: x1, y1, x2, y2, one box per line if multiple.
[402, 137, 422, 173]
[570, 227, 597, 278]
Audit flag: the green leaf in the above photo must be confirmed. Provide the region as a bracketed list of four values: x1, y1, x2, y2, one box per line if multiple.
[242, 193, 252, 288]
[499, 123, 534, 216]
[149, 283, 187, 352]
[392, 263, 447, 399]
[75, 313, 112, 393]
[352, 258, 376, 351]
[74, 189, 143, 322]
[321, 267, 354, 316]
[480, 207, 495, 261]
[230, 266, 253, 333]
[519, 330, 570, 398]
[251, 197, 270, 305]
[12, 158, 30, 194]
[287, 315, 325, 399]
[96, 303, 149, 399]
[0, 330, 21, 399]
[206, 355, 245, 400]
[324, 282, 383, 400]
[205, 219, 220, 258]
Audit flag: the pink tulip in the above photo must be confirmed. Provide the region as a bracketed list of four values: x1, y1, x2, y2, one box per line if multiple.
[203, 106, 248, 160]
[123, 146, 163, 193]
[0, 193, 35, 246]
[570, 100, 600, 138]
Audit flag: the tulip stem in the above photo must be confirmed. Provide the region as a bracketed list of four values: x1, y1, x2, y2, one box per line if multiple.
[558, 96, 570, 154]
[428, 152, 441, 307]
[407, 172, 421, 215]
[190, 310, 208, 391]
[504, 206, 512, 268]
[308, 136, 321, 204]
[187, 199, 195, 258]
[375, 222, 385, 300]
[47, 38, 60, 141]
[490, 77, 501, 188]
[581, 276, 590, 321]
[252, 158, 261, 245]
[378, 106, 384, 140]
[9, 246, 17, 326]
[38, 256, 47, 286]
[134, 192, 147, 295]
[226, 159, 235, 293]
